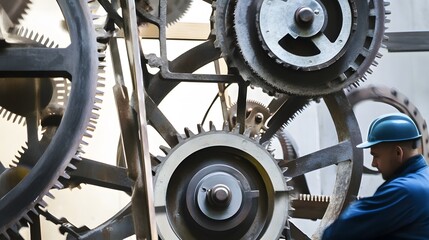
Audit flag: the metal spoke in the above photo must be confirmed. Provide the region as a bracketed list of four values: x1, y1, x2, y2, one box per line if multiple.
[67, 158, 133, 193]
[281, 141, 352, 178]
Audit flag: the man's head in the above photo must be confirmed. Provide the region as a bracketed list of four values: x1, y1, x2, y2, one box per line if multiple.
[357, 113, 422, 180]
[369, 140, 420, 180]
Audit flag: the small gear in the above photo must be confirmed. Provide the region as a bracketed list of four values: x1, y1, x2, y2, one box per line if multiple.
[227, 99, 271, 137]
[138, 0, 193, 25]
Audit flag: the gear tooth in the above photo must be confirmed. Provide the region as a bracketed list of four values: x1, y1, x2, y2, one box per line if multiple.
[157, 156, 166, 163]
[38, 199, 48, 208]
[67, 163, 77, 171]
[159, 145, 171, 155]
[61, 172, 71, 180]
[209, 121, 216, 131]
[184, 127, 195, 138]
[222, 121, 230, 131]
[53, 181, 64, 190]
[94, 97, 103, 104]
[232, 123, 240, 134]
[243, 127, 252, 137]
[95, 89, 104, 96]
[83, 132, 93, 138]
[97, 82, 106, 88]
[12, 114, 19, 123]
[19, 117, 25, 125]
[91, 112, 100, 120]
[197, 124, 205, 133]
[7, 112, 13, 121]
[45, 192, 55, 200]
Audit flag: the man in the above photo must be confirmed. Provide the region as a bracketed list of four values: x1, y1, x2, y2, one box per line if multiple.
[322, 113, 429, 240]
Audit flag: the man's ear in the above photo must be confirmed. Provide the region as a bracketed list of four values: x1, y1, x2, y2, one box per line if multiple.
[395, 146, 404, 161]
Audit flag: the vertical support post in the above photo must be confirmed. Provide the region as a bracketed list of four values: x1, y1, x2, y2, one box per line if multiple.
[120, 0, 157, 239]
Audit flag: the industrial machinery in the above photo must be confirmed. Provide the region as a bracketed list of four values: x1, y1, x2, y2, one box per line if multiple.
[1, 0, 424, 239]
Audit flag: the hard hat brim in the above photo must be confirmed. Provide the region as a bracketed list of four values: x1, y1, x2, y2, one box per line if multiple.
[356, 141, 381, 149]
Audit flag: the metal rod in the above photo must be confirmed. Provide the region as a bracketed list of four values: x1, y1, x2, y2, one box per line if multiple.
[120, 0, 157, 239]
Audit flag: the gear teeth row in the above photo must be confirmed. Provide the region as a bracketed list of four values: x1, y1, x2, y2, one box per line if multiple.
[0, 107, 25, 125]
[297, 194, 331, 203]
[13, 26, 58, 48]
[351, 0, 390, 89]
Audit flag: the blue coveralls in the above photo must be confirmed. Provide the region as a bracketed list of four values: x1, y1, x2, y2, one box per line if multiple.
[322, 154, 429, 240]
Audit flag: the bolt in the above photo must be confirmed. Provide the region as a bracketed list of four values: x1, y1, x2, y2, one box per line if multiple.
[208, 184, 231, 207]
[255, 113, 264, 124]
[295, 7, 315, 25]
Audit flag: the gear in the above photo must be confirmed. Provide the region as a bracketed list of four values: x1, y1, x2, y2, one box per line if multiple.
[153, 123, 290, 239]
[227, 99, 271, 137]
[347, 85, 429, 160]
[212, 0, 388, 96]
[0, 0, 99, 237]
[138, 0, 193, 25]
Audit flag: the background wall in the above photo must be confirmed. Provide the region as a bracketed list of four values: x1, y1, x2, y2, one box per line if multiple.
[1, 0, 429, 238]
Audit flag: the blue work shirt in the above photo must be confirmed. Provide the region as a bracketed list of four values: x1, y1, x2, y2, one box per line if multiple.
[322, 154, 429, 240]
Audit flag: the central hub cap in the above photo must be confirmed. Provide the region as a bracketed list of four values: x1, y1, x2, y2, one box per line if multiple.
[295, 7, 315, 25]
[191, 169, 245, 222]
[208, 184, 232, 207]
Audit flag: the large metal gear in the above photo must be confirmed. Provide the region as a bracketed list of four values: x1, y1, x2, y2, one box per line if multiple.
[0, 0, 99, 237]
[212, 0, 388, 96]
[154, 124, 289, 239]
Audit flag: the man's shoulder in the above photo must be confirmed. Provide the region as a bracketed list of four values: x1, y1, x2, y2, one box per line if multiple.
[385, 172, 429, 198]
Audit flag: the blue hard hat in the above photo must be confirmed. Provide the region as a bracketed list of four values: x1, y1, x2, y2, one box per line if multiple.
[357, 113, 421, 148]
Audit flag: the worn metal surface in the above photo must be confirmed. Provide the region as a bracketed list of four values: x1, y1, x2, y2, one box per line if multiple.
[385, 31, 429, 52]
[0, 0, 98, 238]
[120, 0, 157, 238]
